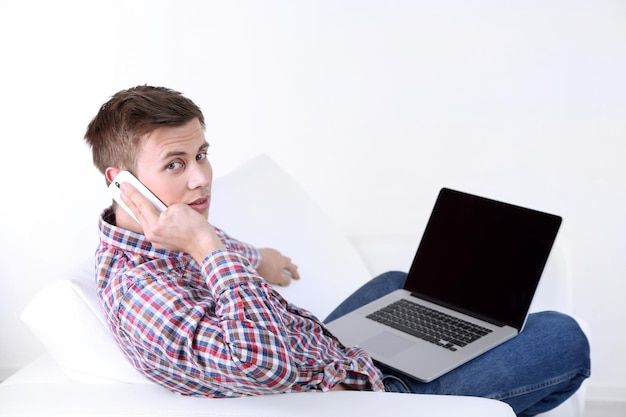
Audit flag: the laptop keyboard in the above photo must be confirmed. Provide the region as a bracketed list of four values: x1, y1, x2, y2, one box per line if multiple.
[366, 299, 492, 351]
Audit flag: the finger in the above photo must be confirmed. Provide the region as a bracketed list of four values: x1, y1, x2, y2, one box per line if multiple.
[285, 264, 300, 280]
[120, 183, 161, 225]
[279, 255, 300, 280]
[276, 270, 292, 286]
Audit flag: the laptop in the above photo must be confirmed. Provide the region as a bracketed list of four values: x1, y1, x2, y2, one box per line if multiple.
[326, 187, 562, 382]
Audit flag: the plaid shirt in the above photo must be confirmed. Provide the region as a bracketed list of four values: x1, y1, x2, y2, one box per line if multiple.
[95, 207, 384, 397]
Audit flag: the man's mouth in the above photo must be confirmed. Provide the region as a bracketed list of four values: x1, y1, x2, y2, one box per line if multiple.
[188, 196, 209, 212]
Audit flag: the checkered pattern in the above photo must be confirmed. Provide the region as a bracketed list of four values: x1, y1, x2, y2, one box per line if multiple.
[95, 208, 384, 397]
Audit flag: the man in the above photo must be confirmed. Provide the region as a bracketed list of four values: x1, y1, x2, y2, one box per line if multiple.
[85, 85, 589, 415]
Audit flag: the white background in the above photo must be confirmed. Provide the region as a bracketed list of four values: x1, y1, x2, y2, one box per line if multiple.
[1, 0, 624, 401]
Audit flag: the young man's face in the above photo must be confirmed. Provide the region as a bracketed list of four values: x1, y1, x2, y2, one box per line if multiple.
[134, 118, 213, 219]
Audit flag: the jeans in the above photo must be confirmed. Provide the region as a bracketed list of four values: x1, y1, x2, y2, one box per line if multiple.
[324, 272, 591, 417]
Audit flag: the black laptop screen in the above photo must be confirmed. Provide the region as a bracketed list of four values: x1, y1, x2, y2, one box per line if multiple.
[404, 188, 562, 330]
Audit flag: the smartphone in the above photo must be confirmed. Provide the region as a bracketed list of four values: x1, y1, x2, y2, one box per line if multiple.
[108, 171, 167, 223]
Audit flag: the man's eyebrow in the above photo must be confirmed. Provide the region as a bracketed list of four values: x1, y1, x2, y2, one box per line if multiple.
[162, 142, 209, 159]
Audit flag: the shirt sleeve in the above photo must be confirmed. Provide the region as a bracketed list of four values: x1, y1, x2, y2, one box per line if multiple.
[202, 249, 299, 389]
[214, 227, 262, 269]
[114, 250, 301, 397]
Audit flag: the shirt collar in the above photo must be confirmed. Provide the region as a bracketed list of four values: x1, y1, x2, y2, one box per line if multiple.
[99, 207, 182, 260]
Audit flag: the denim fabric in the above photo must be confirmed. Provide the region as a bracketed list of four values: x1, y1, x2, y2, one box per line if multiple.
[324, 271, 591, 417]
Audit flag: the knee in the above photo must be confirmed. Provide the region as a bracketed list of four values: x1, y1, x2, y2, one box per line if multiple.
[357, 271, 407, 295]
[374, 270, 407, 287]
[529, 311, 590, 366]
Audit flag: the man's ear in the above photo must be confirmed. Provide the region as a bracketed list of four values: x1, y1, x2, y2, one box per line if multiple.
[105, 167, 122, 184]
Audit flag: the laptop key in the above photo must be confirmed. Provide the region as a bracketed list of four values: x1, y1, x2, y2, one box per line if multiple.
[366, 299, 491, 351]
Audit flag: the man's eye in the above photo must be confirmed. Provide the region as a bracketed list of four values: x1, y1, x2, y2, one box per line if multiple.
[196, 152, 207, 161]
[167, 161, 182, 170]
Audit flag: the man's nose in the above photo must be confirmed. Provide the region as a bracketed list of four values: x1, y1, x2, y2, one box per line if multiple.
[188, 163, 212, 189]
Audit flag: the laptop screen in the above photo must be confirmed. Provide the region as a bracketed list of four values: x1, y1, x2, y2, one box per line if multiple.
[404, 188, 562, 330]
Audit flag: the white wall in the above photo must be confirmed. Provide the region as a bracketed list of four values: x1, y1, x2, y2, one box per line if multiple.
[1, 0, 624, 400]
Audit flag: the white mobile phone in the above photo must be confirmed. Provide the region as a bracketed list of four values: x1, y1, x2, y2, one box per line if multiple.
[108, 171, 167, 223]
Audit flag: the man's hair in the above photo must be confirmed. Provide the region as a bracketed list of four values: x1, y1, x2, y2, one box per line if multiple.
[84, 85, 205, 176]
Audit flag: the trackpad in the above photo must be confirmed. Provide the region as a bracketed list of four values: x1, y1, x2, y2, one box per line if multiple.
[361, 331, 413, 358]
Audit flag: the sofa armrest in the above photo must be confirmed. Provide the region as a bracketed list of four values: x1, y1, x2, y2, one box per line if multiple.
[0, 383, 515, 417]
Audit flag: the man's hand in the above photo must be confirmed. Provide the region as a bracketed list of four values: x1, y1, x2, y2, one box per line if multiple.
[256, 248, 300, 286]
[120, 182, 224, 263]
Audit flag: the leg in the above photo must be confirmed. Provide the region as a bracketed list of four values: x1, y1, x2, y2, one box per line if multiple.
[324, 271, 406, 323]
[379, 311, 591, 416]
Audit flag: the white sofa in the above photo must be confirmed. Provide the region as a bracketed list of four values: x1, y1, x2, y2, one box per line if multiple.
[0, 154, 586, 417]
